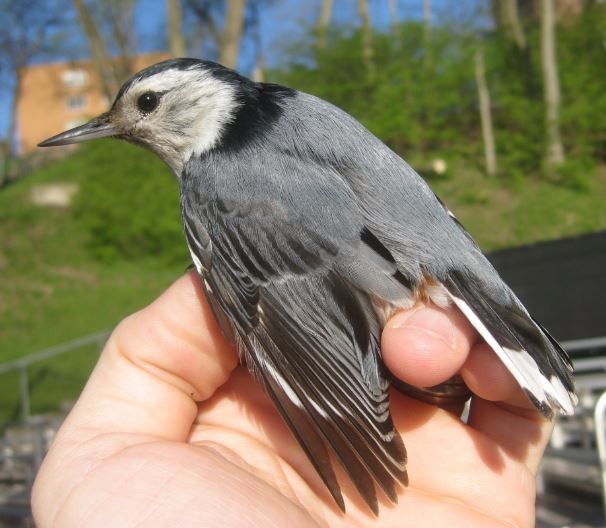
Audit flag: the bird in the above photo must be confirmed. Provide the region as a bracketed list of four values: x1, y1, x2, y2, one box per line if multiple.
[39, 58, 576, 515]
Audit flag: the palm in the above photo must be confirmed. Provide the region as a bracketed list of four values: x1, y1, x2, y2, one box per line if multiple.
[33, 275, 549, 528]
[190, 368, 538, 527]
[48, 372, 535, 528]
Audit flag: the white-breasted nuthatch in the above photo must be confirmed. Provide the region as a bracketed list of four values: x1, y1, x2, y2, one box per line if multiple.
[40, 59, 576, 514]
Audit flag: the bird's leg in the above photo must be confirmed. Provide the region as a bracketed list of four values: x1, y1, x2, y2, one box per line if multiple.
[393, 375, 472, 414]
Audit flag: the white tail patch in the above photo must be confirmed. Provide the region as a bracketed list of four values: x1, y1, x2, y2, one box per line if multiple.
[447, 292, 576, 416]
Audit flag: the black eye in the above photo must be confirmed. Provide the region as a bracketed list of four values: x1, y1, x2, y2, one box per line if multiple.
[137, 91, 159, 113]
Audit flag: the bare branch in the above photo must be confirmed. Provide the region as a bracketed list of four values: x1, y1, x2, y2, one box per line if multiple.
[185, 0, 222, 47]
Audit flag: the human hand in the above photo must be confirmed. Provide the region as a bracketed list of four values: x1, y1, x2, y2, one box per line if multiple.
[32, 272, 550, 527]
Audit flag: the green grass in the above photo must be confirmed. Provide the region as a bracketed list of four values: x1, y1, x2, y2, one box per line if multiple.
[1, 141, 605, 425]
[426, 164, 606, 251]
[0, 144, 182, 362]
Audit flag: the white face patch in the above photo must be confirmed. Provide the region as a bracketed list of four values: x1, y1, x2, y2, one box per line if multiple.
[114, 66, 239, 175]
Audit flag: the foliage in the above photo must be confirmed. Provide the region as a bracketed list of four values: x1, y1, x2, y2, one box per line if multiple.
[557, 5, 606, 163]
[0, 143, 184, 361]
[275, 23, 478, 164]
[273, 9, 606, 182]
[71, 140, 186, 262]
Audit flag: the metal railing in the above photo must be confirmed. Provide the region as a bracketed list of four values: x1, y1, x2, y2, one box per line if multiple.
[595, 391, 606, 523]
[1, 332, 605, 421]
[0, 332, 109, 524]
[0, 336, 606, 421]
[0, 330, 110, 424]
[538, 335, 606, 527]
[1, 332, 604, 427]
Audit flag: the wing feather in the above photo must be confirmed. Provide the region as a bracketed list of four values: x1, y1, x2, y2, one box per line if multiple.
[242, 332, 346, 511]
[181, 171, 408, 513]
[252, 274, 407, 510]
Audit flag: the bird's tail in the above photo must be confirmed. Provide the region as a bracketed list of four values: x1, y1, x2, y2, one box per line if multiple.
[443, 270, 577, 418]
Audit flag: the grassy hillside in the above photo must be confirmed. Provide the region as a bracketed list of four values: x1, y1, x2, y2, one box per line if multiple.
[0, 141, 184, 362]
[0, 140, 605, 423]
[0, 142, 183, 422]
[425, 163, 606, 251]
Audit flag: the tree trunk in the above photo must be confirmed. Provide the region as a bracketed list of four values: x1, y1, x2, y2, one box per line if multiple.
[357, 0, 375, 77]
[316, 0, 333, 50]
[495, 0, 536, 98]
[105, 0, 135, 81]
[1, 71, 21, 187]
[251, 0, 264, 81]
[72, 0, 116, 98]
[475, 50, 497, 177]
[387, 0, 397, 35]
[501, 0, 527, 50]
[220, 0, 247, 69]
[167, 0, 186, 57]
[387, 0, 403, 42]
[423, 0, 432, 68]
[541, 0, 565, 166]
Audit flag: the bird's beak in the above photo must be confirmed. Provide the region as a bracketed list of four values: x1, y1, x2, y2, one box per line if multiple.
[38, 112, 116, 147]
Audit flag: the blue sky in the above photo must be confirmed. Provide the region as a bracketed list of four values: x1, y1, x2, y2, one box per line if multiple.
[0, 0, 478, 140]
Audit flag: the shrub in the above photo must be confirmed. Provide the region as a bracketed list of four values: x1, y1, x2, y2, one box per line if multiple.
[72, 141, 187, 263]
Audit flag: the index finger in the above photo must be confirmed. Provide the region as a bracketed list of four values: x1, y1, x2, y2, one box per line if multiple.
[461, 344, 554, 473]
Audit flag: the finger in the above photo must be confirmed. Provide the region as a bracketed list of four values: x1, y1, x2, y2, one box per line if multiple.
[388, 391, 536, 528]
[461, 343, 553, 473]
[58, 271, 238, 443]
[461, 343, 533, 409]
[381, 304, 479, 387]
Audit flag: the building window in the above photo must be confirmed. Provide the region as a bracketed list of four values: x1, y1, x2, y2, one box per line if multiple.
[62, 69, 87, 87]
[66, 95, 86, 110]
[65, 119, 86, 130]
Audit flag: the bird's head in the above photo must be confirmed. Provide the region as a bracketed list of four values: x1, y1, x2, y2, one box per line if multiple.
[39, 59, 248, 175]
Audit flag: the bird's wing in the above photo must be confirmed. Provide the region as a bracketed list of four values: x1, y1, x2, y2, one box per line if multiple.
[278, 92, 576, 416]
[421, 194, 576, 416]
[346, 151, 577, 417]
[180, 158, 407, 513]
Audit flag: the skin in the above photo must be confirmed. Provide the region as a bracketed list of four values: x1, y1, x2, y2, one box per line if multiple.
[31, 272, 551, 528]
